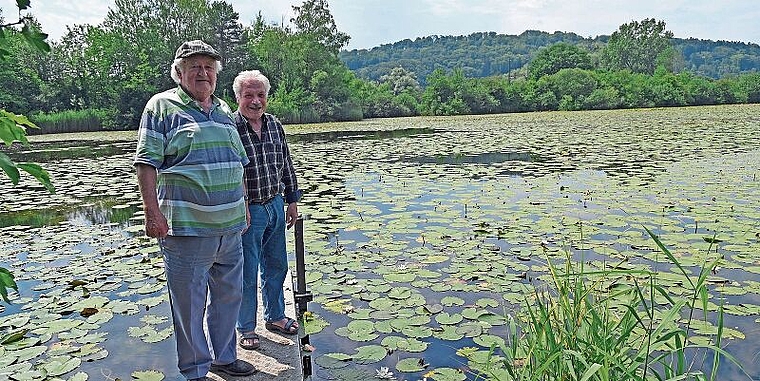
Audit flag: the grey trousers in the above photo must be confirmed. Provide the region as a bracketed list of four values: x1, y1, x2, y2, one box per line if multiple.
[160, 233, 243, 379]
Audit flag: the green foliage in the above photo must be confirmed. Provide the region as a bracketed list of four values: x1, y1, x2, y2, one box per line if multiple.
[527, 42, 593, 80]
[29, 108, 119, 134]
[0, 0, 54, 306]
[3, 5, 760, 130]
[291, 0, 350, 54]
[341, 30, 760, 83]
[0, 267, 18, 303]
[462, 228, 746, 381]
[601, 18, 675, 75]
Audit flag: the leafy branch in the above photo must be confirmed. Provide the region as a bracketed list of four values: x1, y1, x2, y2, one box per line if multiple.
[0, 0, 53, 304]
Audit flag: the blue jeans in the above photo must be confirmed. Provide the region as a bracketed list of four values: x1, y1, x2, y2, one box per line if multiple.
[237, 194, 289, 334]
[160, 233, 243, 379]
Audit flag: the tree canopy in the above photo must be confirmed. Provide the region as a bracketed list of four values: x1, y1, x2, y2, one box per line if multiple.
[1, 2, 759, 130]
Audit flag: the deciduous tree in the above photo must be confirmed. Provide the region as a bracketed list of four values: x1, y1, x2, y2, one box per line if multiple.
[601, 18, 675, 75]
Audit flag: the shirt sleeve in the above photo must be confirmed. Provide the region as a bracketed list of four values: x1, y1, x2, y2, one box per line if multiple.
[133, 95, 166, 169]
[276, 118, 301, 204]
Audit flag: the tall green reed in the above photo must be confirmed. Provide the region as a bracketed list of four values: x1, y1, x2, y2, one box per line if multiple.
[461, 226, 748, 381]
[28, 108, 118, 135]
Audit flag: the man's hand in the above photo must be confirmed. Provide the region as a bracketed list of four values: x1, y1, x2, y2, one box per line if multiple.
[286, 202, 298, 229]
[243, 205, 251, 233]
[136, 164, 169, 238]
[144, 209, 169, 238]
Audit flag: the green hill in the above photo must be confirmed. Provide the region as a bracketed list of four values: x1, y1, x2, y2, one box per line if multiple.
[340, 30, 760, 83]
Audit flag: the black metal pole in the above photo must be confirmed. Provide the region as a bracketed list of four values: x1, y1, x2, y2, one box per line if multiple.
[293, 215, 313, 378]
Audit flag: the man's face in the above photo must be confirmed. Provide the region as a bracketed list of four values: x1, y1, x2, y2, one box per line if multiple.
[237, 79, 268, 122]
[178, 55, 217, 101]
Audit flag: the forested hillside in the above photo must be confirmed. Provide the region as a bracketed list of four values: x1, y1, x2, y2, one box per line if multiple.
[2, 0, 760, 131]
[340, 30, 760, 83]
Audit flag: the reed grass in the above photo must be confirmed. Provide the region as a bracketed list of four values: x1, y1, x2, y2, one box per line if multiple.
[461, 226, 748, 381]
[28, 108, 119, 135]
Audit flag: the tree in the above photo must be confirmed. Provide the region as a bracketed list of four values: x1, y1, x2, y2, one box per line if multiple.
[601, 18, 675, 75]
[527, 42, 593, 80]
[0, 0, 54, 304]
[291, 0, 349, 55]
[0, 1, 53, 192]
[379, 66, 421, 95]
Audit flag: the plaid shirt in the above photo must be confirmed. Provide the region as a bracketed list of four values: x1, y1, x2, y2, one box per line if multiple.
[234, 111, 301, 204]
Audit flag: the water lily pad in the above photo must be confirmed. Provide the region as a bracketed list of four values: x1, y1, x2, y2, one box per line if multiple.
[435, 312, 463, 325]
[41, 355, 81, 376]
[429, 367, 467, 381]
[131, 370, 164, 381]
[353, 345, 387, 364]
[395, 357, 427, 372]
[315, 353, 352, 369]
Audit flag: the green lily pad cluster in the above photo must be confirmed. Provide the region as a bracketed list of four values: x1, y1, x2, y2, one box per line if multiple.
[1, 105, 759, 379]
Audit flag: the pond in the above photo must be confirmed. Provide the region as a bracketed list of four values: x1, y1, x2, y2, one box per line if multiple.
[0, 104, 759, 380]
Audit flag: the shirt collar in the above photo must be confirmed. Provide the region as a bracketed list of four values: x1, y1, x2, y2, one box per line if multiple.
[233, 110, 267, 128]
[176, 85, 221, 111]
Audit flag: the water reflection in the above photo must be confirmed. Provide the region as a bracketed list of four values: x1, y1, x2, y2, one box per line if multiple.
[0, 198, 139, 228]
[406, 151, 541, 165]
[289, 127, 439, 143]
[1, 140, 133, 162]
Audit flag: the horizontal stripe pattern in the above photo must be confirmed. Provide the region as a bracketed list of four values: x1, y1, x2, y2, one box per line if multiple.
[134, 86, 250, 236]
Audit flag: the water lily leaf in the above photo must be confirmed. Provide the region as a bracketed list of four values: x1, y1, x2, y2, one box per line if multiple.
[455, 322, 483, 337]
[473, 334, 506, 349]
[143, 327, 173, 343]
[374, 320, 393, 334]
[401, 325, 432, 339]
[2, 336, 40, 350]
[58, 327, 89, 340]
[388, 287, 412, 300]
[42, 355, 81, 376]
[107, 300, 139, 315]
[8, 367, 47, 379]
[396, 357, 427, 372]
[461, 307, 486, 320]
[86, 310, 114, 325]
[429, 367, 467, 381]
[10, 345, 47, 362]
[68, 372, 89, 381]
[435, 312, 463, 325]
[440, 296, 465, 307]
[478, 313, 507, 326]
[353, 344, 387, 364]
[140, 315, 169, 325]
[315, 353, 352, 369]
[347, 308, 372, 319]
[433, 326, 465, 341]
[475, 298, 500, 308]
[0, 362, 32, 376]
[131, 370, 165, 381]
[303, 313, 330, 335]
[384, 273, 417, 282]
[77, 331, 108, 344]
[423, 304, 444, 314]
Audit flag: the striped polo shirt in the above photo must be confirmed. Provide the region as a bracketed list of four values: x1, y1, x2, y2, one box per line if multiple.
[134, 86, 250, 237]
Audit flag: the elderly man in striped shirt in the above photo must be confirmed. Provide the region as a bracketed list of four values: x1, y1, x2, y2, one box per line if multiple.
[134, 40, 256, 380]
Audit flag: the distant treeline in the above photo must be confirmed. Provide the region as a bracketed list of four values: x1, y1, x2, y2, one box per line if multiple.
[1, 1, 759, 134]
[340, 30, 760, 83]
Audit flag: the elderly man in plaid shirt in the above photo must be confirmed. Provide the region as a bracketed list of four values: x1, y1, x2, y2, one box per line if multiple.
[232, 70, 303, 351]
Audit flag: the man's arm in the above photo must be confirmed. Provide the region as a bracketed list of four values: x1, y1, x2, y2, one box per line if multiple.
[136, 164, 169, 238]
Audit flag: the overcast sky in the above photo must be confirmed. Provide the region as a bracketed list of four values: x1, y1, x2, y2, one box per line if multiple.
[1, 0, 758, 50]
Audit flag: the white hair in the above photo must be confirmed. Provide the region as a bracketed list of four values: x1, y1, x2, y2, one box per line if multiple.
[232, 70, 271, 99]
[170, 57, 223, 84]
